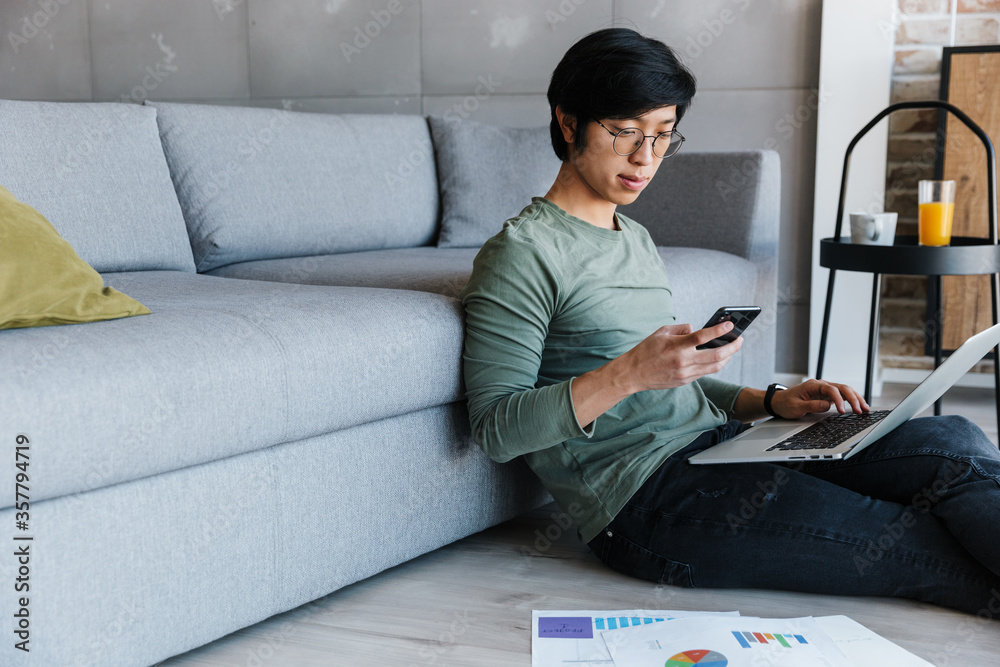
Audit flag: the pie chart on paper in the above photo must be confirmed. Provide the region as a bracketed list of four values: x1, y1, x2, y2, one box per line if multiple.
[664, 649, 729, 666]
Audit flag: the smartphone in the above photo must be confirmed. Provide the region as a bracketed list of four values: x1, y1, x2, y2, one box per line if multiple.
[695, 306, 761, 350]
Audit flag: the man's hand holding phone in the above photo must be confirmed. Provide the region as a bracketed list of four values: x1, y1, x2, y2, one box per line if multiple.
[619, 307, 760, 394]
[620, 320, 743, 393]
[695, 306, 761, 350]
[573, 318, 747, 430]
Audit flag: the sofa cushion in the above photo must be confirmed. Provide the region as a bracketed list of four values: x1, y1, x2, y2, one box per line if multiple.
[148, 102, 440, 272]
[208, 247, 481, 299]
[0, 271, 465, 505]
[428, 115, 561, 248]
[0, 185, 151, 329]
[0, 100, 196, 273]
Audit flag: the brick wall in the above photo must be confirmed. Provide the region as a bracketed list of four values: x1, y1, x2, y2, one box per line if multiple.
[881, 0, 999, 371]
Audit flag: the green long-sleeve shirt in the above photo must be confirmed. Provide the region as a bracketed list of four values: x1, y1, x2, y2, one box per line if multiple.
[460, 196, 747, 543]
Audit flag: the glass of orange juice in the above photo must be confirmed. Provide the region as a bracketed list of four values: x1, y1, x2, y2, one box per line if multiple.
[918, 180, 956, 246]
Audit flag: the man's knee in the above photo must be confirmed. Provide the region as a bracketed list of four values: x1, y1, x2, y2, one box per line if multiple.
[891, 415, 1000, 475]
[907, 414, 989, 447]
[936, 414, 977, 430]
[936, 414, 992, 448]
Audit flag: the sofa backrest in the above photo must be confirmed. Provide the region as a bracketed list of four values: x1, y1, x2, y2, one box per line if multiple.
[0, 100, 196, 274]
[148, 102, 440, 273]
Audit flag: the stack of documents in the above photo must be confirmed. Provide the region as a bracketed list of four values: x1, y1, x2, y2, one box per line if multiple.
[531, 609, 932, 666]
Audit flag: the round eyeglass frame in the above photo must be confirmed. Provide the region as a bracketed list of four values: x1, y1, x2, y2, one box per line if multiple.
[596, 119, 685, 159]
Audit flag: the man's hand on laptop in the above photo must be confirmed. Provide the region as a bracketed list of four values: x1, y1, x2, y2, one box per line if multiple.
[769, 379, 870, 420]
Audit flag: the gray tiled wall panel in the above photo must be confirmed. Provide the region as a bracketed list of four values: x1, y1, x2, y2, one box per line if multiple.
[421, 0, 614, 95]
[145, 98, 254, 109]
[617, 0, 822, 90]
[422, 93, 550, 127]
[89, 0, 250, 101]
[0, 0, 92, 100]
[248, 0, 421, 98]
[150, 97, 421, 117]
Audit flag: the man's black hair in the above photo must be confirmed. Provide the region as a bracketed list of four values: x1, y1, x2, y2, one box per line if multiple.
[547, 28, 697, 161]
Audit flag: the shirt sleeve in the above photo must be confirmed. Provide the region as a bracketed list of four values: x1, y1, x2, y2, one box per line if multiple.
[696, 376, 748, 417]
[460, 233, 593, 464]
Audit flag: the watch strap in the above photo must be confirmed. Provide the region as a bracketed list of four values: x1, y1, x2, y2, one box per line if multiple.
[764, 383, 787, 419]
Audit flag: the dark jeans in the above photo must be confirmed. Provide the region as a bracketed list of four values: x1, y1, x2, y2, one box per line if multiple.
[586, 415, 1000, 617]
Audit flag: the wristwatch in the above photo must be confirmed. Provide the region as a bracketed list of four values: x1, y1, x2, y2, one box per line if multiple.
[764, 383, 788, 419]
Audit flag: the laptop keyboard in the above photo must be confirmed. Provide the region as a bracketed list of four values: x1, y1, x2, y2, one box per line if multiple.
[765, 410, 891, 451]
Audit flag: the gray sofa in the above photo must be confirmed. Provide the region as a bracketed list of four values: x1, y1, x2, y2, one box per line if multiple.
[0, 99, 778, 666]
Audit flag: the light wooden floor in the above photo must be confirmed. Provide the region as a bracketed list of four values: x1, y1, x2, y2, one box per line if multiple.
[161, 383, 1000, 666]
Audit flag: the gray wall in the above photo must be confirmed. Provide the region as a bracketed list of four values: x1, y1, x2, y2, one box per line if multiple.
[0, 0, 820, 374]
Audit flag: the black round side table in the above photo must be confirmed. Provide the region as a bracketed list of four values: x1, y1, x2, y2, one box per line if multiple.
[815, 100, 1000, 431]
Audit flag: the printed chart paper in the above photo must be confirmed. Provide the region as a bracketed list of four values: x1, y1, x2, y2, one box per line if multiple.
[814, 615, 933, 666]
[531, 609, 739, 667]
[602, 615, 853, 667]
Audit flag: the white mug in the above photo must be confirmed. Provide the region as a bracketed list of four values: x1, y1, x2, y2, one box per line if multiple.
[849, 212, 897, 246]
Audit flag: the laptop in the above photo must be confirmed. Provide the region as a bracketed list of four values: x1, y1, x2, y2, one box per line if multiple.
[689, 322, 1000, 465]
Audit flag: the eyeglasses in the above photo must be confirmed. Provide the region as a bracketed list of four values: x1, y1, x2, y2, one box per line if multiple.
[596, 120, 685, 159]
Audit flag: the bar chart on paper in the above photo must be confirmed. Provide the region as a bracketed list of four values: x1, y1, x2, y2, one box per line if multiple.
[593, 615, 666, 631]
[600, 616, 859, 667]
[731, 630, 809, 649]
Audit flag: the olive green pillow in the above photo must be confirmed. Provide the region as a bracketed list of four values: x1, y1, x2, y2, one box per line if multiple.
[0, 184, 151, 330]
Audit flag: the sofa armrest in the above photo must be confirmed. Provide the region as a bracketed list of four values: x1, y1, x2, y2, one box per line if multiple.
[619, 150, 780, 263]
[618, 150, 781, 387]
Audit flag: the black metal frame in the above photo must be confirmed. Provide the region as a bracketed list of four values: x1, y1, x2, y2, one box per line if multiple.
[925, 44, 1000, 358]
[815, 100, 1000, 429]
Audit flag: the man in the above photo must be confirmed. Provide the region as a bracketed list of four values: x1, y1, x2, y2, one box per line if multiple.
[460, 27, 1000, 616]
